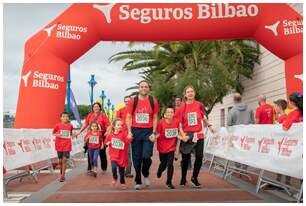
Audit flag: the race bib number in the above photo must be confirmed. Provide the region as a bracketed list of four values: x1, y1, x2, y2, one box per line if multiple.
[111, 138, 125, 150]
[89, 135, 99, 144]
[165, 128, 178, 138]
[136, 113, 149, 124]
[60, 130, 71, 139]
[187, 112, 198, 126]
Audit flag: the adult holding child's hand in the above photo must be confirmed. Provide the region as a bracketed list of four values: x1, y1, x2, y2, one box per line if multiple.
[75, 102, 110, 175]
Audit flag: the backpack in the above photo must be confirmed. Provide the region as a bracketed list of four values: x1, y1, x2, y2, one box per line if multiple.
[132, 95, 155, 114]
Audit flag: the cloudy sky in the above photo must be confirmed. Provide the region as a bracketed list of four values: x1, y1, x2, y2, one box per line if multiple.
[3, 3, 153, 114]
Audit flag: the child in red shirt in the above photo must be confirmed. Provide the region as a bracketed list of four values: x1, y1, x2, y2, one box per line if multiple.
[52, 112, 74, 182]
[274, 99, 288, 124]
[283, 92, 303, 131]
[156, 107, 181, 189]
[105, 119, 132, 189]
[84, 122, 104, 177]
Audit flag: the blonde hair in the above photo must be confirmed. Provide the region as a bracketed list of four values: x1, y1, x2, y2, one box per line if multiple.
[183, 85, 196, 100]
[106, 118, 123, 134]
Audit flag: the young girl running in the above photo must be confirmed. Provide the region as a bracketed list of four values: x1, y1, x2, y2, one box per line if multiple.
[156, 106, 182, 189]
[105, 119, 133, 189]
[84, 121, 104, 177]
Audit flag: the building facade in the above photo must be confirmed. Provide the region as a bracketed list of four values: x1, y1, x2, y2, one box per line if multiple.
[208, 3, 302, 129]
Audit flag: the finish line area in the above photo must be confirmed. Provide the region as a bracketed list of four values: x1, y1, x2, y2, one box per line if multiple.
[4, 151, 300, 203]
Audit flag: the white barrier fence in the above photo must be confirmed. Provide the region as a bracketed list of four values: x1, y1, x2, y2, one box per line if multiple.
[3, 129, 84, 172]
[205, 123, 303, 179]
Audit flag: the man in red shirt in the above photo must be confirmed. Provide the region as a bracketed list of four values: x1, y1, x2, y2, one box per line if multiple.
[116, 96, 133, 178]
[126, 80, 160, 190]
[255, 95, 276, 124]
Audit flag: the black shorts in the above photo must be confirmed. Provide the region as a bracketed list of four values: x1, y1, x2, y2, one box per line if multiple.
[57, 151, 70, 159]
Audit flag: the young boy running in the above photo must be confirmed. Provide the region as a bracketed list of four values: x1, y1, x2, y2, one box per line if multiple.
[53, 112, 74, 182]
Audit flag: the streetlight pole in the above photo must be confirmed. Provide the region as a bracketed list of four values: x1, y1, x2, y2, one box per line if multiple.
[88, 74, 97, 109]
[111, 104, 115, 121]
[66, 66, 71, 112]
[107, 99, 111, 118]
[100, 90, 106, 113]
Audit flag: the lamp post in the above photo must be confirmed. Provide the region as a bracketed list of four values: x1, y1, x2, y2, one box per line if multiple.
[107, 99, 111, 118]
[111, 104, 115, 121]
[100, 90, 106, 113]
[66, 66, 71, 112]
[88, 74, 97, 109]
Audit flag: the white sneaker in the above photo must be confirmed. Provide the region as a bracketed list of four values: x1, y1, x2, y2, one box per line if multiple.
[135, 184, 141, 190]
[144, 177, 150, 187]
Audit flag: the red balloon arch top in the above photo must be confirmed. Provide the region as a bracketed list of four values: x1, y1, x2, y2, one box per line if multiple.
[15, 3, 303, 128]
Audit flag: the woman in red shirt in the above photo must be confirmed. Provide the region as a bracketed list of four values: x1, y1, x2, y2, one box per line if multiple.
[74, 102, 110, 174]
[174, 85, 215, 188]
[283, 92, 303, 131]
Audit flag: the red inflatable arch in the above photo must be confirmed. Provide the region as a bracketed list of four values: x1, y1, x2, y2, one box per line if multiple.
[15, 3, 303, 128]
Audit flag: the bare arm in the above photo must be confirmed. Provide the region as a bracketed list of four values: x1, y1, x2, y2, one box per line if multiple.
[152, 113, 158, 134]
[126, 113, 133, 137]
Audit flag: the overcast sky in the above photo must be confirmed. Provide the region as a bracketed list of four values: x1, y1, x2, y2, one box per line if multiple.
[3, 3, 153, 114]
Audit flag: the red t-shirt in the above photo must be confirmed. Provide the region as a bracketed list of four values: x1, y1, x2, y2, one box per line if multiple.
[174, 101, 205, 137]
[157, 119, 179, 153]
[84, 131, 103, 149]
[255, 104, 276, 124]
[53, 122, 73, 152]
[282, 109, 303, 130]
[105, 130, 131, 167]
[85, 112, 110, 133]
[116, 106, 128, 130]
[126, 96, 160, 128]
[277, 114, 287, 124]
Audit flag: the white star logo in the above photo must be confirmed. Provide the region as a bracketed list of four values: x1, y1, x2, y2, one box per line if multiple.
[43, 24, 57, 37]
[264, 21, 280, 36]
[93, 3, 116, 24]
[21, 71, 32, 87]
[294, 74, 303, 81]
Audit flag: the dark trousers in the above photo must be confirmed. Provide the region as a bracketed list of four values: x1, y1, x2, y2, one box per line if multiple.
[181, 138, 204, 181]
[131, 127, 154, 185]
[125, 144, 133, 175]
[158, 151, 175, 184]
[87, 147, 108, 171]
[111, 161, 125, 184]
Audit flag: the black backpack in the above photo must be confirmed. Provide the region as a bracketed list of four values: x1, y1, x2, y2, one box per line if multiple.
[132, 95, 155, 114]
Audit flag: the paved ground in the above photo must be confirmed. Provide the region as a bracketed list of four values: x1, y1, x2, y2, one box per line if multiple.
[4, 152, 301, 203]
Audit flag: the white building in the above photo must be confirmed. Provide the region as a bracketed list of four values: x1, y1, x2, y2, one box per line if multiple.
[208, 3, 302, 128]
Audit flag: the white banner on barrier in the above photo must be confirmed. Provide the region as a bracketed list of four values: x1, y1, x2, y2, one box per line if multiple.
[3, 129, 85, 171]
[205, 123, 303, 179]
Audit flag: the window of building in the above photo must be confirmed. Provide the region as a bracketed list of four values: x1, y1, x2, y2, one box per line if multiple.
[221, 108, 225, 127]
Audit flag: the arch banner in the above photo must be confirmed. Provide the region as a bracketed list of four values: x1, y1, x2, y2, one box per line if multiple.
[14, 3, 303, 128]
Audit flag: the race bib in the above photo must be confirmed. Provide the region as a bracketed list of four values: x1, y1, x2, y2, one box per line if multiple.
[165, 128, 178, 138]
[136, 113, 149, 124]
[60, 130, 71, 139]
[89, 135, 99, 144]
[187, 112, 198, 126]
[111, 138, 125, 150]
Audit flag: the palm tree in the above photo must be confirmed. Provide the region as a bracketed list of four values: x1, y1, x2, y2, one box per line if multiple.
[109, 40, 260, 115]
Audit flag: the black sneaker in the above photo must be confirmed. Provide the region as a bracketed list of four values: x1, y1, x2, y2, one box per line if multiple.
[166, 183, 175, 189]
[157, 170, 162, 178]
[180, 179, 187, 186]
[191, 178, 201, 188]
